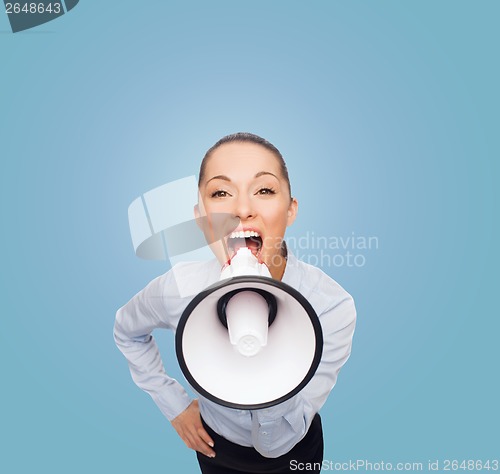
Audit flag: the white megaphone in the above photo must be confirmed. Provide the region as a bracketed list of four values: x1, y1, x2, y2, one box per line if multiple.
[175, 247, 323, 410]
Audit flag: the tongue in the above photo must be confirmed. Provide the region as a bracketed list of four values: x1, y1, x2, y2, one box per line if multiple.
[246, 237, 261, 254]
[230, 237, 260, 256]
[231, 239, 247, 254]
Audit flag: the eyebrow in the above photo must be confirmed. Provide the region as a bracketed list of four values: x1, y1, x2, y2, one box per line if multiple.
[206, 171, 279, 185]
[255, 171, 279, 180]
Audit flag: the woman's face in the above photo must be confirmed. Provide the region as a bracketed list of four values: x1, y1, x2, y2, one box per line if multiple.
[196, 142, 298, 278]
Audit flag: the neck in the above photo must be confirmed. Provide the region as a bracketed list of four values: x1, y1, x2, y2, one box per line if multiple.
[270, 256, 287, 281]
[269, 242, 288, 280]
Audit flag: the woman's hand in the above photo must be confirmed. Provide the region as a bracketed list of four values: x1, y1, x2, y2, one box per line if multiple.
[171, 399, 216, 458]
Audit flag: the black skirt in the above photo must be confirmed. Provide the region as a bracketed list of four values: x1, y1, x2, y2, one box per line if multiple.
[196, 414, 324, 474]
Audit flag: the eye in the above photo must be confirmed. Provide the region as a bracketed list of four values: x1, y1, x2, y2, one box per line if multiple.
[211, 189, 231, 198]
[257, 187, 276, 195]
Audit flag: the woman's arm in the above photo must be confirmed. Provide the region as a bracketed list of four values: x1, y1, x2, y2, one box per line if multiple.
[114, 273, 192, 420]
[114, 273, 215, 457]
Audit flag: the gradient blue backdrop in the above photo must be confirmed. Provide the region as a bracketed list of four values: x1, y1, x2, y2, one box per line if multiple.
[1, 1, 498, 473]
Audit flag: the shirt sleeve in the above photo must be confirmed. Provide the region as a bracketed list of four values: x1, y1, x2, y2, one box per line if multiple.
[113, 273, 192, 421]
[250, 295, 356, 458]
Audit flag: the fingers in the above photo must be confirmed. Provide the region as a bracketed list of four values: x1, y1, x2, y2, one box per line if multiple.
[171, 400, 216, 458]
[198, 427, 214, 448]
[185, 428, 215, 458]
[197, 426, 215, 453]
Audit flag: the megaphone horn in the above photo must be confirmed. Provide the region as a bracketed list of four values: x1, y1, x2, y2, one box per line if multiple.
[175, 248, 323, 410]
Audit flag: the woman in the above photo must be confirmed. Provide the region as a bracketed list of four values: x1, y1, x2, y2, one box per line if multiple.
[114, 132, 356, 473]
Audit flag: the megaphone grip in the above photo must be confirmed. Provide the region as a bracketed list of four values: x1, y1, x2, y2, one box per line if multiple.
[217, 288, 277, 329]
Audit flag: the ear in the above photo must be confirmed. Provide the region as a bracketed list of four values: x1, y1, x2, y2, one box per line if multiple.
[286, 197, 298, 227]
[194, 204, 203, 230]
[194, 190, 208, 229]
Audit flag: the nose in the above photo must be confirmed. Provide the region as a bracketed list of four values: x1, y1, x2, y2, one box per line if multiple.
[233, 193, 255, 220]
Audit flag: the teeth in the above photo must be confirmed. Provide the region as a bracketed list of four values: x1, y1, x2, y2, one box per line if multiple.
[229, 230, 260, 239]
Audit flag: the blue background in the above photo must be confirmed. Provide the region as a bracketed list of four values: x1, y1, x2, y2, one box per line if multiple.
[1, 1, 498, 472]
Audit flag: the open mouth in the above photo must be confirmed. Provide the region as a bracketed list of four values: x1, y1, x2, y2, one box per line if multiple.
[227, 230, 263, 257]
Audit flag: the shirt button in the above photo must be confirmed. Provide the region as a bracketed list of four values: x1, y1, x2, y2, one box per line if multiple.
[262, 431, 268, 435]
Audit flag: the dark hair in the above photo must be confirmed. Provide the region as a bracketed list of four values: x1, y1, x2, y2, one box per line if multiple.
[198, 132, 292, 197]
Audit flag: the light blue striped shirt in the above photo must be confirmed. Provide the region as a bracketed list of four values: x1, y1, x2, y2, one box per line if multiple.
[114, 251, 356, 458]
